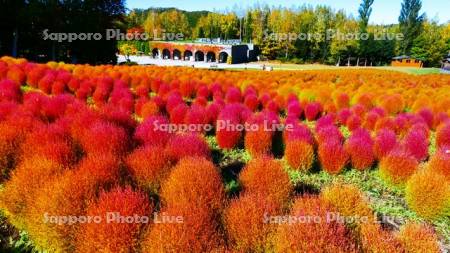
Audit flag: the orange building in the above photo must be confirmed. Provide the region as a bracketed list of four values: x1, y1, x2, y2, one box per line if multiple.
[391, 55, 423, 67]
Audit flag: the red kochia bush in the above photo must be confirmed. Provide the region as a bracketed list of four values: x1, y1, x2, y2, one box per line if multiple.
[274, 196, 357, 253]
[239, 157, 292, 207]
[6, 66, 26, 85]
[346, 115, 362, 131]
[0, 101, 18, 121]
[344, 128, 374, 170]
[92, 78, 113, 105]
[244, 94, 259, 111]
[265, 100, 279, 112]
[184, 104, 208, 128]
[225, 87, 242, 103]
[373, 128, 398, 159]
[193, 96, 208, 107]
[37, 72, 56, 94]
[417, 108, 434, 129]
[284, 123, 314, 144]
[206, 102, 221, 123]
[76, 187, 152, 253]
[216, 108, 242, 149]
[287, 101, 302, 118]
[99, 104, 136, 132]
[79, 121, 128, 156]
[436, 123, 450, 149]
[224, 193, 280, 252]
[304, 102, 322, 121]
[0, 115, 40, 178]
[0, 79, 21, 102]
[125, 145, 173, 193]
[197, 85, 210, 98]
[21, 125, 74, 166]
[75, 153, 121, 187]
[134, 115, 172, 147]
[379, 147, 418, 185]
[179, 80, 196, 97]
[375, 117, 396, 132]
[160, 157, 225, 212]
[165, 133, 211, 161]
[41, 94, 73, 120]
[165, 91, 184, 113]
[364, 111, 381, 130]
[67, 78, 80, 92]
[402, 129, 428, 161]
[315, 114, 335, 132]
[316, 125, 344, 145]
[135, 84, 149, 98]
[51, 80, 66, 95]
[26, 65, 47, 87]
[338, 108, 352, 125]
[318, 139, 348, 174]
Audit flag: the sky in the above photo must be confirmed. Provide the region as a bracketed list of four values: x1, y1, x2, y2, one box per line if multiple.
[126, 0, 450, 24]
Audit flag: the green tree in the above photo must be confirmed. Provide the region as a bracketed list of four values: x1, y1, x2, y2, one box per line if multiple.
[411, 21, 447, 67]
[399, 0, 425, 55]
[358, 0, 374, 60]
[330, 13, 359, 65]
[219, 13, 239, 40]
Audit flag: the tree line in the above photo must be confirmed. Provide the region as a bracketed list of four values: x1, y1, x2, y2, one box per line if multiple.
[128, 0, 449, 67]
[0, 0, 448, 66]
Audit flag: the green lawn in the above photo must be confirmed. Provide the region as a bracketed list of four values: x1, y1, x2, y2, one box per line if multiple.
[263, 63, 442, 75]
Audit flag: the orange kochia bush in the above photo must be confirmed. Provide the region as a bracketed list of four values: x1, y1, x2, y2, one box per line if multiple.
[224, 193, 281, 252]
[76, 187, 152, 253]
[160, 156, 225, 213]
[273, 196, 357, 253]
[379, 147, 418, 185]
[144, 156, 227, 252]
[239, 157, 292, 208]
[284, 139, 315, 171]
[396, 223, 441, 253]
[24, 154, 121, 252]
[0, 156, 65, 230]
[125, 145, 173, 193]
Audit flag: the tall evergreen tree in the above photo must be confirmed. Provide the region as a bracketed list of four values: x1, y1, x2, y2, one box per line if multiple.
[358, 0, 375, 62]
[358, 0, 374, 30]
[398, 0, 425, 55]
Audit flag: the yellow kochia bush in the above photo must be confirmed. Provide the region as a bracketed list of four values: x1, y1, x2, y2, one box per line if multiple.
[405, 168, 450, 221]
